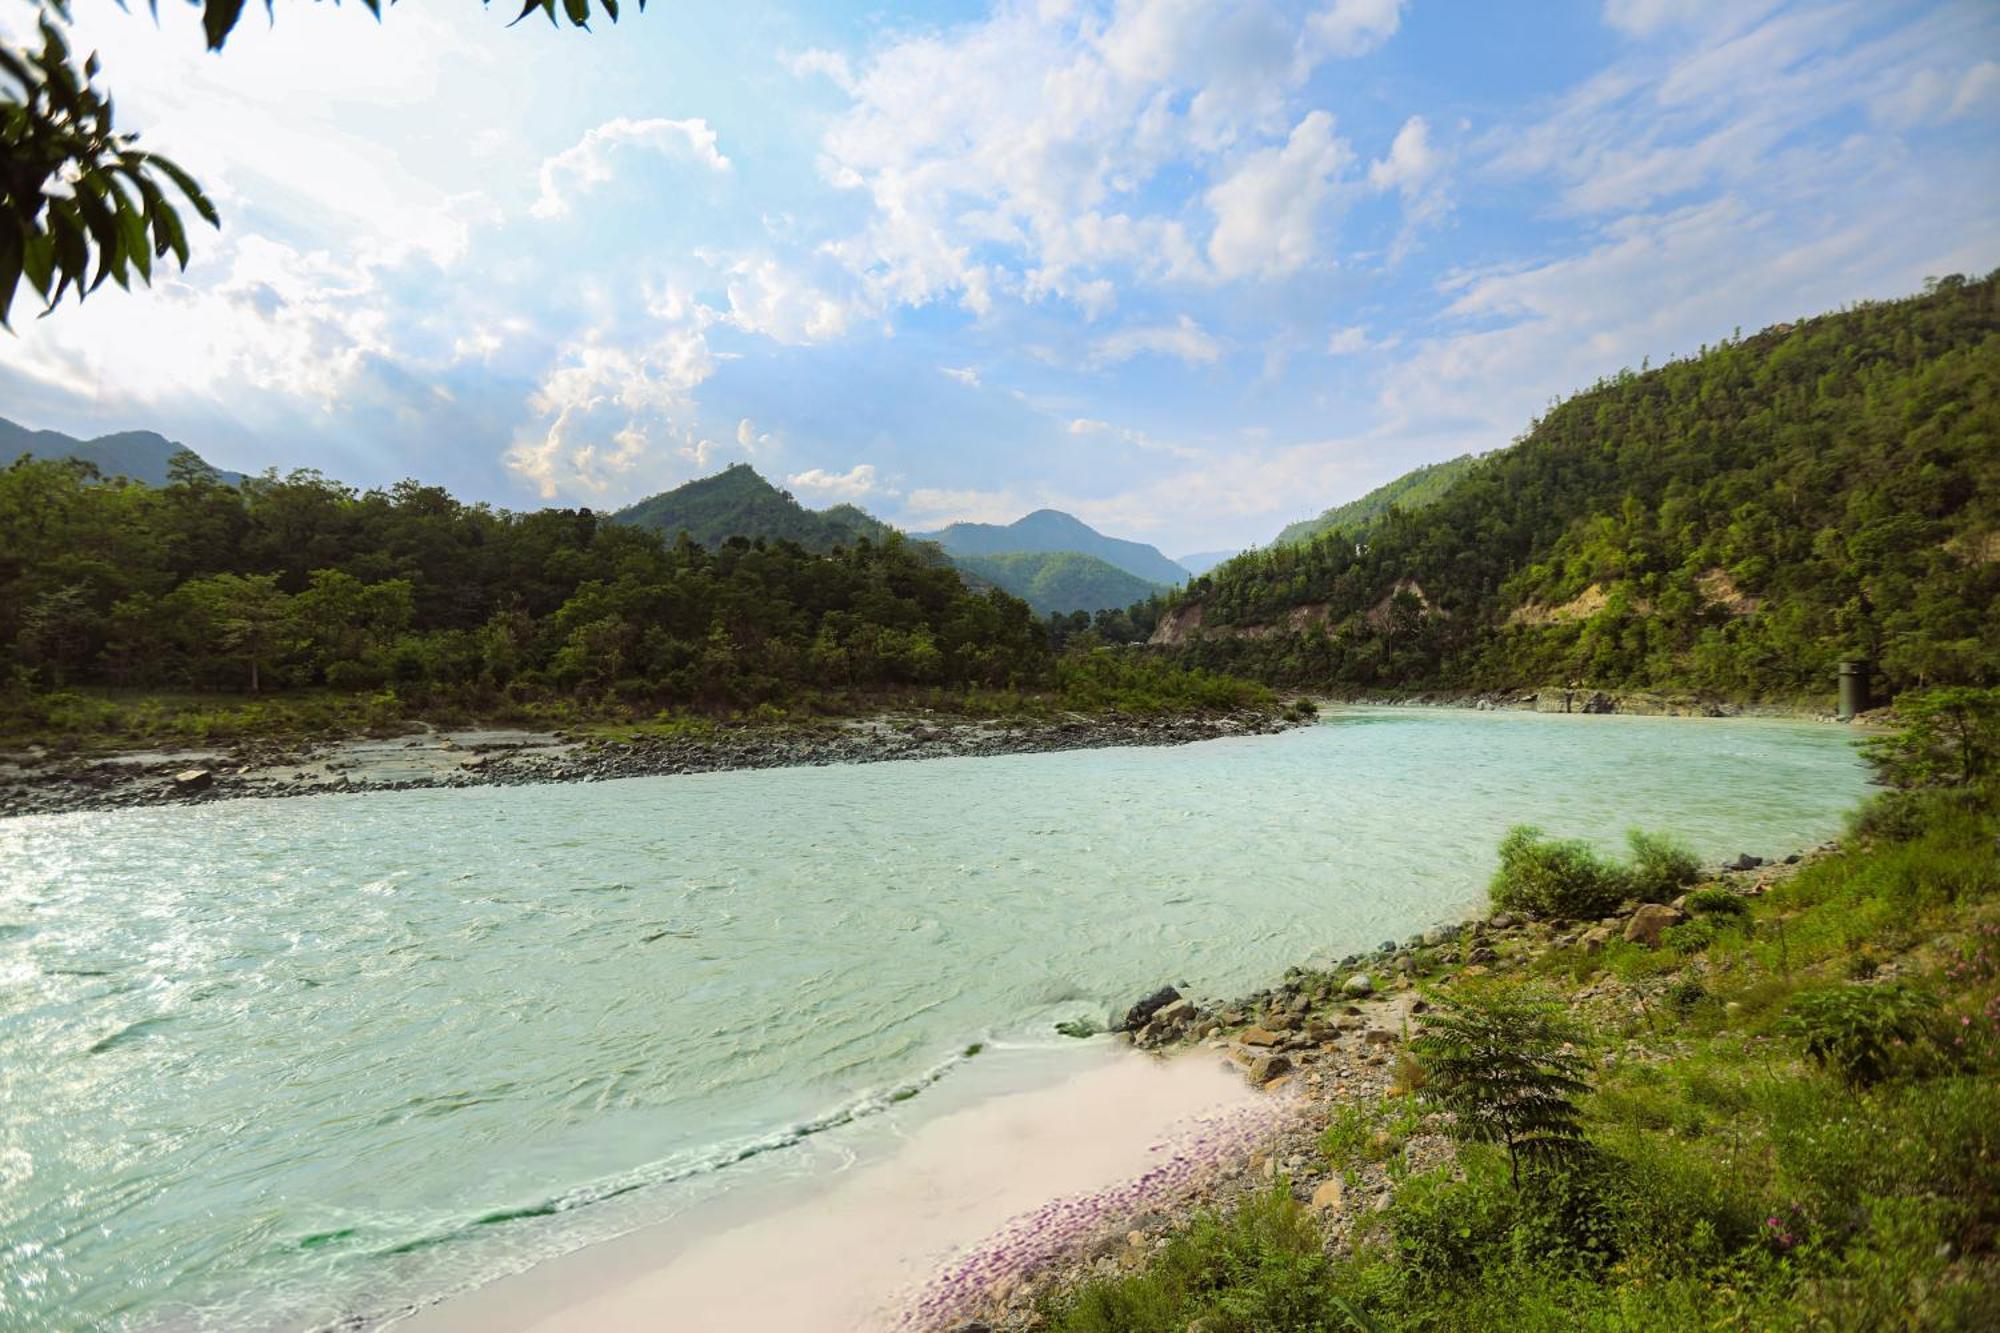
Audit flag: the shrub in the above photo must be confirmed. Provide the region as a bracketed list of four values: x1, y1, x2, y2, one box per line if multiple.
[1490, 826, 1629, 920]
[1413, 985, 1592, 1184]
[1661, 917, 1719, 956]
[1780, 984, 1941, 1086]
[1682, 887, 1748, 917]
[1625, 830, 1700, 901]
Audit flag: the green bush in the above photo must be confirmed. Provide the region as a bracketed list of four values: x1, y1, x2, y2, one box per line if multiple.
[1660, 917, 1719, 956]
[1490, 826, 1629, 920]
[1682, 887, 1748, 917]
[1780, 984, 1941, 1086]
[1625, 830, 1700, 901]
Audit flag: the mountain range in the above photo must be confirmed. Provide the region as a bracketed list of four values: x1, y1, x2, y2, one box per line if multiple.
[611, 465, 1175, 616]
[0, 417, 245, 487]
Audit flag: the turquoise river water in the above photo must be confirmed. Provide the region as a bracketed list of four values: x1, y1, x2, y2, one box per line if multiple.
[0, 709, 1873, 1330]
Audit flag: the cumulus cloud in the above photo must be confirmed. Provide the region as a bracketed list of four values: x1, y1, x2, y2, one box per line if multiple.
[814, 0, 1405, 319]
[532, 117, 730, 220]
[787, 463, 880, 498]
[723, 255, 860, 344]
[1091, 315, 1224, 366]
[1325, 325, 1380, 355]
[1206, 111, 1353, 279]
[506, 314, 720, 499]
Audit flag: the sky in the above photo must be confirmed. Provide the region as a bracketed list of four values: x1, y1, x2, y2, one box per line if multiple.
[1, 0, 1996, 557]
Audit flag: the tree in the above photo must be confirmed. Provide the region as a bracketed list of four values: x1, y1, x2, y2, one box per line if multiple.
[1411, 987, 1592, 1186]
[1863, 686, 2000, 788]
[177, 572, 293, 692]
[1, 0, 640, 323]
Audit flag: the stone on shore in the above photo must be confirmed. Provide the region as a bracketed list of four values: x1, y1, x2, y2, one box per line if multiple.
[1121, 985, 1181, 1031]
[172, 769, 213, 791]
[1623, 903, 1687, 947]
[1246, 1052, 1291, 1084]
[1342, 973, 1375, 998]
[1238, 1025, 1283, 1048]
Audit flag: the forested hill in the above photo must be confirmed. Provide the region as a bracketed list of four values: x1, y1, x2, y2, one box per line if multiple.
[950, 550, 1168, 616]
[1272, 452, 1483, 547]
[1159, 272, 2000, 701]
[612, 463, 896, 553]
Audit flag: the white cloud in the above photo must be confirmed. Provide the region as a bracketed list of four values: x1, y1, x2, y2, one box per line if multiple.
[1206, 110, 1352, 279]
[787, 463, 880, 498]
[786, 47, 856, 91]
[0, 234, 388, 406]
[506, 316, 720, 498]
[722, 255, 860, 344]
[1091, 315, 1223, 366]
[532, 117, 730, 220]
[1873, 60, 2000, 129]
[940, 365, 982, 387]
[1308, 0, 1405, 58]
[1325, 325, 1379, 355]
[814, 0, 1405, 319]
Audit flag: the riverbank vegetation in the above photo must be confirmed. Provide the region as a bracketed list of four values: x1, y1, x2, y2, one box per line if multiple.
[1163, 273, 2000, 703]
[0, 458, 1270, 749]
[1040, 692, 2000, 1331]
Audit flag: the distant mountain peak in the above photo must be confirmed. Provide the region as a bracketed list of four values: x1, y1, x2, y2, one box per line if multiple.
[914, 508, 1188, 585]
[0, 415, 245, 486]
[611, 464, 896, 554]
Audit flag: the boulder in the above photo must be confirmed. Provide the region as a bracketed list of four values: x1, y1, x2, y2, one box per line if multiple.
[1728, 853, 1765, 872]
[1488, 912, 1518, 930]
[1238, 1025, 1283, 1048]
[1342, 973, 1375, 998]
[1623, 903, 1687, 948]
[1309, 1178, 1344, 1212]
[1246, 1052, 1291, 1085]
[1121, 985, 1181, 1031]
[1578, 924, 1619, 953]
[172, 768, 213, 791]
[1154, 998, 1196, 1027]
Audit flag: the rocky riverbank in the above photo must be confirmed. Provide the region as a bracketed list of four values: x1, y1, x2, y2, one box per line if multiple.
[922, 848, 1832, 1332]
[1335, 685, 1845, 719]
[0, 707, 1302, 817]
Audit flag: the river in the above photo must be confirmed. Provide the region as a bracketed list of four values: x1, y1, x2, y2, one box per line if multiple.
[0, 708, 1872, 1330]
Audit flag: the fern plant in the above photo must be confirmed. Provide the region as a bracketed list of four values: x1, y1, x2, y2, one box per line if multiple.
[1411, 987, 1592, 1185]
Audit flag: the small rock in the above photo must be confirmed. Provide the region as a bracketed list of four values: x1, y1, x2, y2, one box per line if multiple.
[1728, 853, 1765, 872]
[1310, 1178, 1344, 1212]
[1121, 985, 1181, 1031]
[172, 769, 213, 791]
[1579, 924, 1619, 953]
[1362, 1028, 1398, 1046]
[1342, 973, 1375, 998]
[1247, 1052, 1292, 1085]
[1489, 912, 1518, 929]
[1239, 1025, 1283, 1048]
[1623, 903, 1687, 948]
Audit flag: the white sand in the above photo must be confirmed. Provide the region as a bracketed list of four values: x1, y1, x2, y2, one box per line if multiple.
[399, 1050, 1265, 1333]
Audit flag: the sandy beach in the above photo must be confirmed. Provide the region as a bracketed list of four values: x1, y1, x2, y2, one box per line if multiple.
[395, 1049, 1281, 1332]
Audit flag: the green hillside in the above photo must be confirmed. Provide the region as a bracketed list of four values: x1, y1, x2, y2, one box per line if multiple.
[613, 464, 895, 552]
[1161, 273, 2000, 701]
[1272, 452, 1483, 546]
[952, 550, 1168, 615]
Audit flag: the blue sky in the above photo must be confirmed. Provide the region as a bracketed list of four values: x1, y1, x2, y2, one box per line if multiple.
[2, 0, 1996, 555]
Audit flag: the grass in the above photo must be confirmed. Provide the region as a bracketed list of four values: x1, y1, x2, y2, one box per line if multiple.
[1040, 781, 2000, 1332]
